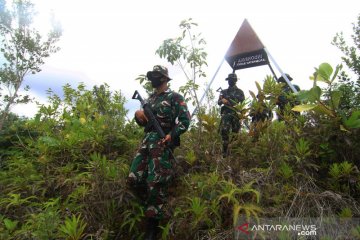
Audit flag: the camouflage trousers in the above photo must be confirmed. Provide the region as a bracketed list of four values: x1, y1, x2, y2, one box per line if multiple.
[127, 132, 173, 220]
[219, 113, 240, 155]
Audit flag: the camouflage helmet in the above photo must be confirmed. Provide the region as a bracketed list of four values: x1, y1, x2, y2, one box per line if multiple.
[146, 65, 172, 81]
[225, 73, 238, 81]
[278, 73, 293, 83]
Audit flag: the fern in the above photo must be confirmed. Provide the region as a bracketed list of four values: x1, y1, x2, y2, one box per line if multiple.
[278, 162, 294, 179]
[340, 161, 354, 176]
[329, 163, 341, 179]
[295, 138, 311, 162]
[186, 197, 210, 228]
[338, 207, 353, 218]
[120, 202, 144, 234]
[58, 214, 87, 240]
[233, 203, 262, 227]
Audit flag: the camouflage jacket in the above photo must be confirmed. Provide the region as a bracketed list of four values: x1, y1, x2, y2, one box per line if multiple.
[144, 88, 190, 146]
[217, 86, 245, 115]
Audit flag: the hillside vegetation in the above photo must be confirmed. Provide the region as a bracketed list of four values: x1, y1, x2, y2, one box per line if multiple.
[0, 62, 360, 239]
[1, 5, 360, 239]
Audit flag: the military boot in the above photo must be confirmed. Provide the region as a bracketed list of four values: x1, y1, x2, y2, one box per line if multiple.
[144, 217, 159, 240]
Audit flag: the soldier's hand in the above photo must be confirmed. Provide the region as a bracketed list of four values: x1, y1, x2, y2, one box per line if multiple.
[160, 134, 172, 146]
[221, 98, 229, 105]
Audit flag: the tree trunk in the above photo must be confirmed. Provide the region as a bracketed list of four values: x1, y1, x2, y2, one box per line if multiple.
[0, 101, 12, 131]
[0, 82, 21, 132]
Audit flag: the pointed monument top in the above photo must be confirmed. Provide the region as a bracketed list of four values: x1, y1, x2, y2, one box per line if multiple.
[225, 19, 265, 59]
[225, 19, 268, 70]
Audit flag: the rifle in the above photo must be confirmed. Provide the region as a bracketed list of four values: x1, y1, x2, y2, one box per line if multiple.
[217, 87, 241, 115]
[132, 90, 177, 163]
[217, 87, 252, 130]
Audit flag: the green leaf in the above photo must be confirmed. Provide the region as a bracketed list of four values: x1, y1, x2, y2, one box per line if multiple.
[292, 104, 317, 112]
[255, 81, 262, 92]
[249, 90, 256, 99]
[4, 218, 18, 232]
[331, 64, 342, 82]
[317, 63, 333, 81]
[39, 136, 60, 147]
[296, 90, 310, 102]
[343, 110, 360, 129]
[330, 90, 342, 109]
[309, 86, 322, 102]
[313, 104, 335, 117]
[297, 87, 322, 103]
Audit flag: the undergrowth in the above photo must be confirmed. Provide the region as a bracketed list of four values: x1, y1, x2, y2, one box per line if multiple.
[0, 66, 360, 239]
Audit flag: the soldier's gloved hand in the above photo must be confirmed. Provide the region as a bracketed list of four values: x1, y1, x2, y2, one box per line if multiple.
[160, 134, 172, 146]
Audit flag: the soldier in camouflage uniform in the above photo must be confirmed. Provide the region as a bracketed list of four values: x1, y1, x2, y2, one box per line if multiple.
[218, 73, 245, 157]
[276, 74, 300, 121]
[128, 65, 190, 240]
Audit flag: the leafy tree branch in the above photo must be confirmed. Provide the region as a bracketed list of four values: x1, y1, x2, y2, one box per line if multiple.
[0, 0, 62, 131]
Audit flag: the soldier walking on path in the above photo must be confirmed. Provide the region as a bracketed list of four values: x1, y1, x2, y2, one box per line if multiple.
[217, 73, 245, 157]
[127, 65, 191, 240]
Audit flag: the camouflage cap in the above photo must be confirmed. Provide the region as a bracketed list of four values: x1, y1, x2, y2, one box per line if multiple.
[149, 65, 172, 80]
[225, 73, 238, 81]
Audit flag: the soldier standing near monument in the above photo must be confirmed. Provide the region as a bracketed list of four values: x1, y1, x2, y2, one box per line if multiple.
[218, 73, 245, 157]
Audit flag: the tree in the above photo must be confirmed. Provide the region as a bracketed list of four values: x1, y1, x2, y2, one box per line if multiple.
[155, 18, 208, 115]
[0, 0, 62, 131]
[331, 14, 360, 111]
[332, 14, 360, 82]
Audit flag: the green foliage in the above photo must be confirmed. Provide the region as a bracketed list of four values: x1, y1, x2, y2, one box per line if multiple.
[155, 18, 207, 112]
[120, 202, 144, 234]
[294, 138, 311, 162]
[0, 83, 140, 239]
[1, 69, 360, 239]
[0, 193, 37, 210]
[58, 214, 87, 240]
[218, 180, 260, 205]
[330, 14, 360, 121]
[0, 0, 62, 130]
[24, 199, 61, 240]
[332, 14, 360, 81]
[185, 149, 196, 165]
[159, 221, 172, 240]
[278, 162, 294, 179]
[186, 196, 211, 228]
[329, 163, 341, 179]
[351, 225, 360, 239]
[293, 62, 360, 131]
[329, 161, 355, 180]
[1, 15, 360, 239]
[233, 202, 262, 226]
[343, 110, 360, 129]
[135, 73, 153, 96]
[4, 218, 18, 233]
[338, 207, 353, 218]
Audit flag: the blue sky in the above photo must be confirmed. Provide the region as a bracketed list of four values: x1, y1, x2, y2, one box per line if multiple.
[7, 0, 360, 118]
